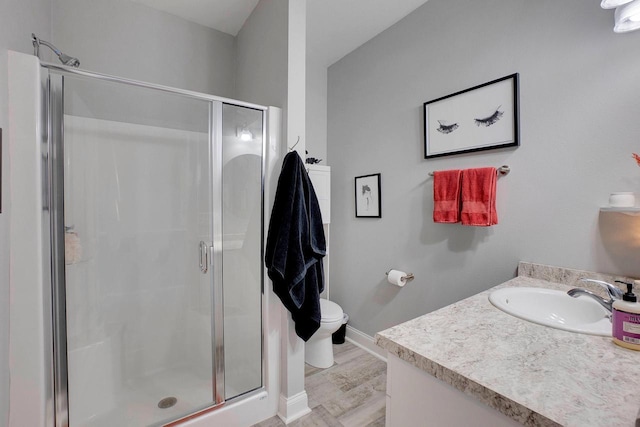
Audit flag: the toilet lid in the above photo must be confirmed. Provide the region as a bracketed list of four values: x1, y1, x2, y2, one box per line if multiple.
[320, 299, 343, 322]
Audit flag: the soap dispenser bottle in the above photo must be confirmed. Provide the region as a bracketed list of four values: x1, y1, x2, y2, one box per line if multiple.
[612, 280, 640, 351]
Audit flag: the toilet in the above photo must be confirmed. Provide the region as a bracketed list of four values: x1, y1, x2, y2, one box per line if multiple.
[305, 298, 344, 368]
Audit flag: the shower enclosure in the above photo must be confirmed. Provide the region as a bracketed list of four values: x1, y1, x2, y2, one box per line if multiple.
[42, 64, 266, 426]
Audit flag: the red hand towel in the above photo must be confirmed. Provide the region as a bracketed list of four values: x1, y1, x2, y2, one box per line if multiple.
[433, 169, 462, 223]
[461, 167, 497, 226]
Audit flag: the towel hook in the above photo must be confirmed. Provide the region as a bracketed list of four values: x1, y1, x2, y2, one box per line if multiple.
[288, 136, 301, 152]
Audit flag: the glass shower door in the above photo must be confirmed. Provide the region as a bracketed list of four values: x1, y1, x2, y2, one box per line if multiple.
[52, 72, 221, 426]
[221, 104, 264, 399]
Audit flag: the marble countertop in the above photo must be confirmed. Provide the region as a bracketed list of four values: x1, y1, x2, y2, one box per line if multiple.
[374, 262, 640, 427]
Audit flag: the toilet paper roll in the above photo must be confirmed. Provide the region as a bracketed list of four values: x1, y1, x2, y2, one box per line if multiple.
[387, 270, 407, 287]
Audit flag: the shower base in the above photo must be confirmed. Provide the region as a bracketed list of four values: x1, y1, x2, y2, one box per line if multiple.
[76, 367, 216, 427]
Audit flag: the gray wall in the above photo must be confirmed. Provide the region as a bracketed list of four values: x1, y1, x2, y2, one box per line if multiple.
[51, 0, 237, 134]
[52, 0, 237, 97]
[327, 0, 640, 337]
[236, 0, 288, 108]
[0, 2, 51, 425]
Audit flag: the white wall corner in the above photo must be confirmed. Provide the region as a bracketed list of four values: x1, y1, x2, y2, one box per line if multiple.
[264, 104, 312, 425]
[7, 50, 50, 427]
[287, 0, 306, 159]
[277, 308, 309, 420]
[277, 390, 311, 424]
[272, 2, 312, 422]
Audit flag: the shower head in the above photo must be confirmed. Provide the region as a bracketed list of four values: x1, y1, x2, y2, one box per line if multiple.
[58, 52, 80, 68]
[31, 33, 80, 68]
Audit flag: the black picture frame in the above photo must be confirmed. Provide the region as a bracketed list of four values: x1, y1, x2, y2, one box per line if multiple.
[355, 173, 381, 218]
[0, 128, 2, 214]
[423, 73, 520, 159]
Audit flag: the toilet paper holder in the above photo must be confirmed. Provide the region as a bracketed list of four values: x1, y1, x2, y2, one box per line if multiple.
[385, 270, 415, 281]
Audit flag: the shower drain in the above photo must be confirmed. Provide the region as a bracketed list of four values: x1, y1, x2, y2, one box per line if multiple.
[158, 397, 178, 409]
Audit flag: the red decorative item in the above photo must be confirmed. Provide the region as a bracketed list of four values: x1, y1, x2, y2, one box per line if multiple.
[633, 153, 640, 167]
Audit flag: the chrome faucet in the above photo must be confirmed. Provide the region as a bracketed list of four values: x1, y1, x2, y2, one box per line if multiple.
[567, 279, 625, 313]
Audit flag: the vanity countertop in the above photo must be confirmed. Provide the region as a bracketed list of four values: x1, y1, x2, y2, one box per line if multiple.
[374, 262, 640, 427]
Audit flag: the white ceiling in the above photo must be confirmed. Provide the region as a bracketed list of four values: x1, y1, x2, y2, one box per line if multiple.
[131, 0, 429, 67]
[306, 0, 429, 66]
[130, 0, 260, 36]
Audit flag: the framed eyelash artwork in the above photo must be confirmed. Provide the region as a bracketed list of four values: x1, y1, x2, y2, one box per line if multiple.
[423, 73, 520, 159]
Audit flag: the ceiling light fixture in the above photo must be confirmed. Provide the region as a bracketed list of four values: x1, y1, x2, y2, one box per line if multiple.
[601, 0, 633, 9]
[614, 0, 640, 32]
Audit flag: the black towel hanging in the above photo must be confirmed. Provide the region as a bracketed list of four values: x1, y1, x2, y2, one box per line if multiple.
[265, 151, 326, 341]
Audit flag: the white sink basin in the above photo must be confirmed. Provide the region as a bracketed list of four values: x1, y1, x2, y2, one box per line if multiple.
[488, 287, 611, 336]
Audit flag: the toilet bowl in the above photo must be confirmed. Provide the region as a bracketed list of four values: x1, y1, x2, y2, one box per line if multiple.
[305, 298, 344, 368]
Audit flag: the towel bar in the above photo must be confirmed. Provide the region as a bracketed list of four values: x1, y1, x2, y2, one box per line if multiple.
[428, 165, 510, 177]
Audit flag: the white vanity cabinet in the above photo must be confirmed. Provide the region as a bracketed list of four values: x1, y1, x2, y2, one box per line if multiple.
[306, 164, 330, 224]
[377, 263, 640, 427]
[386, 354, 521, 427]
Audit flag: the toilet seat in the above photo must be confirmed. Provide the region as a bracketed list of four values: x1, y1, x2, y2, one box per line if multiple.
[320, 299, 343, 323]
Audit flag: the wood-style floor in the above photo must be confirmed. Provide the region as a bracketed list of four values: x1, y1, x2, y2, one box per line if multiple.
[252, 341, 387, 427]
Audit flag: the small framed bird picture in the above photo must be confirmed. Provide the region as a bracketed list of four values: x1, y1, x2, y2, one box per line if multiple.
[355, 173, 381, 218]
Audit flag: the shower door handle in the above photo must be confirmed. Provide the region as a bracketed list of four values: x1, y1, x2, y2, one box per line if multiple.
[199, 241, 209, 274]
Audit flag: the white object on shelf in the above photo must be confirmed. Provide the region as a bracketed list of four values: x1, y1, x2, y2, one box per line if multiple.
[600, 207, 640, 216]
[306, 164, 331, 224]
[609, 192, 635, 207]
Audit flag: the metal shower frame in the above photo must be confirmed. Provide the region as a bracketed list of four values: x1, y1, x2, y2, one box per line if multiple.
[39, 62, 268, 427]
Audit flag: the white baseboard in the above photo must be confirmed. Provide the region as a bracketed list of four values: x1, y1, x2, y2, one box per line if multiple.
[345, 325, 387, 362]
[277, 391, 311, 424]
